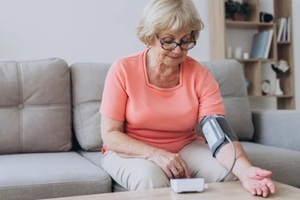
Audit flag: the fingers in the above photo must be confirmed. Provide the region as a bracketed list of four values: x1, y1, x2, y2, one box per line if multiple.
[253, 185, 270, 197]
[255, 188, 262, 196]
[249, 186, 270, 197]
[246, 167, 273, 181]
[175, 165, 185, 178]
[249, 188, 256, 196]
[163, 168, 173, 179]
[261, 185, 269, 197]
[154, 151, 190, 179]
[174, 153, 190, 178]
[169, 153, 190, 179]
[170, 165, 181, 179]
[267, 180, 276, 194]
[255, 168, 273, 178]
[247, 178, 276, 197]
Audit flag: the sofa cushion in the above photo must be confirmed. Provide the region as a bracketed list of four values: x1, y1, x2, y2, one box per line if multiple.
[78, 151, 126, 192]
[242, 142, 300, 188]
[0, 58, 72, 154]
[252, 110, 300, 151]
[201, 60, 254, 140]
[0, 152, 111, 200]
[71, 63, 110, 151]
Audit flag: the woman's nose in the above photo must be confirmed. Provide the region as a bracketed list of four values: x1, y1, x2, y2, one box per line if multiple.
[172, 45, 183, 53]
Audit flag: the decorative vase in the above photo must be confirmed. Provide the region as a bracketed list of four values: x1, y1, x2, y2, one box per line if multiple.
[274, 78, 283, 95]
[234, 47, 242, 59]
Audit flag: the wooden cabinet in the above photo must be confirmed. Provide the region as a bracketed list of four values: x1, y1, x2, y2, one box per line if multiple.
[209, 0, 295, 109]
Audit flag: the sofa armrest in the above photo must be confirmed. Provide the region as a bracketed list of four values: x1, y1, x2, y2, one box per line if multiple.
[252, 109, 300, 152]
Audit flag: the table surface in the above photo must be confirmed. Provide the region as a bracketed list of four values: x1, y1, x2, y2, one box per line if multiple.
[44, 181, 300, 200]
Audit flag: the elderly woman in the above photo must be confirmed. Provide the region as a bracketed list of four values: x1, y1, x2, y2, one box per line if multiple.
[100, 0, 275, 197]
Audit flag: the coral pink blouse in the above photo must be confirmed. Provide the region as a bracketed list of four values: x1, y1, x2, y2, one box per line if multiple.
[100, 49, 225, 153]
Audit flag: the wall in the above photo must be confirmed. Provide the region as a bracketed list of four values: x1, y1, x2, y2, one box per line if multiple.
[0, 0, 209, 64]
[0, 0, 298, 110]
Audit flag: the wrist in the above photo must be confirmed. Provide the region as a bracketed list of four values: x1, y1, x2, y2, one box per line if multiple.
[145, 148, 163, 160]
[232, 159, 253, 180]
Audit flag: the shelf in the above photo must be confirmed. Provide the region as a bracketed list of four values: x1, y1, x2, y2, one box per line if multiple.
[249, 94, 294, 98]
[225, 21, 275, 29]
[236, 59, 275, 63]
[209, 0, 295, 109]
[277, 41, 292, 45]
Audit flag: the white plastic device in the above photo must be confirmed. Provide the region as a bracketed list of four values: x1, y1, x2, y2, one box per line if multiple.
[170, 178, 207, 193]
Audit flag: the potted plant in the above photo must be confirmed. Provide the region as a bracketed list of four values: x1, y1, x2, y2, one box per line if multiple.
[225, 0, 251, 21]
[225, 0, 235, 19]
[240, 2, 251, 17]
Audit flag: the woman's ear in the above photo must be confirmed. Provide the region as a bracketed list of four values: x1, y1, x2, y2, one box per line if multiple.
[146, 35, 156, 48]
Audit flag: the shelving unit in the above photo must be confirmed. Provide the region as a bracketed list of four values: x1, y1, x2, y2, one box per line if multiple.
[209, 0, 295, 109]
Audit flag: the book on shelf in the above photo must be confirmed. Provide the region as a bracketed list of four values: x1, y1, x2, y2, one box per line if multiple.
[286, 17, 291, 41]
[277, 17, 291, 42]
[277, 18, 285, 41]
[250, 30, 273, 59]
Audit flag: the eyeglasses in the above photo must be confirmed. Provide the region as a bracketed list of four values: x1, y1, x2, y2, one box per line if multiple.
[156, 33, 196, 51]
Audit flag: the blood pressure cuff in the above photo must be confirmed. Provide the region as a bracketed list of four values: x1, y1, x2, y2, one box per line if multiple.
[201, 115, 239, 157]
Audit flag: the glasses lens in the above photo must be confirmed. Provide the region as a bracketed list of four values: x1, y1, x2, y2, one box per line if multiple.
[161, 41, 177, 50]
[180, 42, 196, 50]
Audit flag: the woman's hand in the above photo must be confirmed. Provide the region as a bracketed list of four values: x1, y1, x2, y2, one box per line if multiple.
[101, 116, 189, 179]
[147, 149, 190, 179]
[215, 141, 276, 197]
[240, 166, 276, 197]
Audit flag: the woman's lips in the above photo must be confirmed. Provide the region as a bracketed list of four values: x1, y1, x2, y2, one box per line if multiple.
[168, 55, 181, 60]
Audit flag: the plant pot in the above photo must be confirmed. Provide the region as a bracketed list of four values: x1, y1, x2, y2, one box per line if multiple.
[232, 13, 243, 21]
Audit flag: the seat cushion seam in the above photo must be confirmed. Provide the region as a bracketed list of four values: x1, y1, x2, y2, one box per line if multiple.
[17, 62, 24, 152]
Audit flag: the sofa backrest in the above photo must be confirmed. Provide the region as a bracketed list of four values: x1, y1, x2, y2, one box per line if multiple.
[201, 60, 254, 140]
[71, 59, 254, 151]
[71, 63, 110, 151]
[0, 58, 72, 154]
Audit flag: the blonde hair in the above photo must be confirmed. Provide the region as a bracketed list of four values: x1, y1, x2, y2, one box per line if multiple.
[136, 0, 204, 45]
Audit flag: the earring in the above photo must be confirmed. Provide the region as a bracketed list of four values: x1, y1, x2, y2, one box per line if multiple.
[146, 44, 151, 48]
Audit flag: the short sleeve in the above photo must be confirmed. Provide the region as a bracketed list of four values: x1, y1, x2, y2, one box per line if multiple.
[197, 69, 225, 118]
[100, 60, 127, 121]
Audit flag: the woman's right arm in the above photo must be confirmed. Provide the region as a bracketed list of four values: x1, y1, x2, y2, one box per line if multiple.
[101, 115, 157, 158]
[101, 115, 190, 179]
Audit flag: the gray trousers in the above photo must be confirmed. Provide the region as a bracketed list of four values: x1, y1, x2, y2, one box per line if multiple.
[101, 140, 236, 191]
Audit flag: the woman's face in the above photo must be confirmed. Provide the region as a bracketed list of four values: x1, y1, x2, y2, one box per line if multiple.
[150, 31, 195, 67]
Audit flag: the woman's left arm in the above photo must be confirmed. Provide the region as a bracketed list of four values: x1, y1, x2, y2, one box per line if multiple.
[196, 68, 275, 197]
[216, 141, 276, 197]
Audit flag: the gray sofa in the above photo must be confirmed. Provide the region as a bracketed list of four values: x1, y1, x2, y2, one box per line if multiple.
[0, 58, 299, 200]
